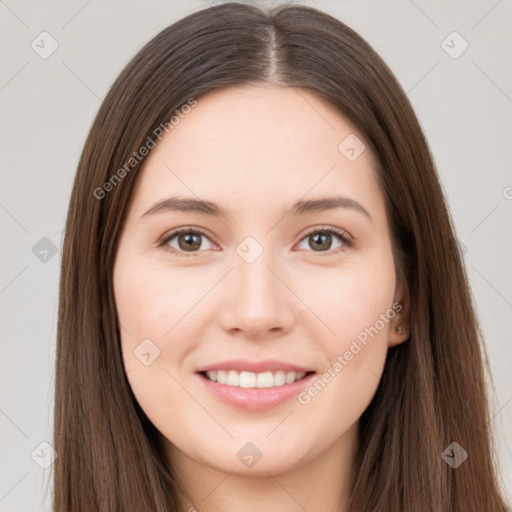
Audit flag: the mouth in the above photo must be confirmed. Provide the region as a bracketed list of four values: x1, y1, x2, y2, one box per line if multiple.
[198, 369, 316, 389]
[195, 363, 317, 411]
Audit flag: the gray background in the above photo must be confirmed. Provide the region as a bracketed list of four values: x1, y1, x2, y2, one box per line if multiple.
[1, 0, 511, 510]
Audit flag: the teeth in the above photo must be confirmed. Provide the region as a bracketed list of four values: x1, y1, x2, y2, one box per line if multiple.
[240, 371, 256, 388]
[205, 370, 307, 388]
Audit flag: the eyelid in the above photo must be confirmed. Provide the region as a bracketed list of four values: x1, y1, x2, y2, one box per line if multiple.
[157, 226, 217, 255]
[300, 225, 353, 244]
[297, 225, 354, 255]
[157, 224, 354, 256]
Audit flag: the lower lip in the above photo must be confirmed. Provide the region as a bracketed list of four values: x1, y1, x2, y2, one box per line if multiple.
[196, 372, 316, 411]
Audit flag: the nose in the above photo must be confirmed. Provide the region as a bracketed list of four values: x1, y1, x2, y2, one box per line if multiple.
[217, 245, 296, 339]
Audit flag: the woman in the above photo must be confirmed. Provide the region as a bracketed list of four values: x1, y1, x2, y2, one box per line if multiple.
[52, 2, 510, 511]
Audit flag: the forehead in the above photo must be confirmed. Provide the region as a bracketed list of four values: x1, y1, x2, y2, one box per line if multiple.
[128, 84, 382, 220]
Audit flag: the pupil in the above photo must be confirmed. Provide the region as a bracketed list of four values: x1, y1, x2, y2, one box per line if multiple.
[311, 232, 331, 251]
[179, 233, 201, 251]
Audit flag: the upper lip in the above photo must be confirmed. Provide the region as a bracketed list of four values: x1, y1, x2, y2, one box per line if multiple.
[196, 359, 315, 374]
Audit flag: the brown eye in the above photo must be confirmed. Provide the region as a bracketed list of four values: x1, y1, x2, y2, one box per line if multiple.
[308, 232, 334, 251]
[296, 227, 352, 254]
[177, 232, 202, 251]
[161, 229, 214, 255]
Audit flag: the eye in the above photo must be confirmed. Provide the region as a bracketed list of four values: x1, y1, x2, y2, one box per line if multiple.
[296, 226, 353, 255]
[158, 225, 353, 257]
[158, 228, 215, 256]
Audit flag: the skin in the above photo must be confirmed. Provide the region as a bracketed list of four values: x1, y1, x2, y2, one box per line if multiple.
[113, 83, 410, 512]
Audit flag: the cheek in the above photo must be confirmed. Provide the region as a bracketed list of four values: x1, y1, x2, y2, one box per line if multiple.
[113, 256, 179, 378]
[114, 257, 203, 345]
[115, 272, 163, 348]
[298, 253, 396, 343]
[113, 260, 193, 428]
[295, 254, 395, 415]
[113, 255, 217, 392]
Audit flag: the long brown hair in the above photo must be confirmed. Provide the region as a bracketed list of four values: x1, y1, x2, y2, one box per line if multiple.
[52, 2, 510, 510]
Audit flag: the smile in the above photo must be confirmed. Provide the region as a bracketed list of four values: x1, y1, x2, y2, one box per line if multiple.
[202, 369, 313, 388]
[196, 370, 317, 411]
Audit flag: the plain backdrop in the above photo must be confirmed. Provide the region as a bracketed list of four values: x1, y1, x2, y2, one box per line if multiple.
[1, 1, 511, 510]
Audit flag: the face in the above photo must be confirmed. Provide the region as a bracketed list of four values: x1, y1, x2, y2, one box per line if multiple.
[113, 84, 409, 478]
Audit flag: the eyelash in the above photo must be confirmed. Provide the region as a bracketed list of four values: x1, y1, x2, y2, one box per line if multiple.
[157, 225, 354, 258]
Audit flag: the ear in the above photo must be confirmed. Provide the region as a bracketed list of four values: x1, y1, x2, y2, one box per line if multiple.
[388, 273, 411, 348]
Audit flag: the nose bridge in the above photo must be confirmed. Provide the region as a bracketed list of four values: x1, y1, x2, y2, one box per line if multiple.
[233, 234, 281, 306]
[218, 233, 295, 335]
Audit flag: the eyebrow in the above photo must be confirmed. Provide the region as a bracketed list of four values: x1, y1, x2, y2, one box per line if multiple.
[140, 195, 372, 222]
